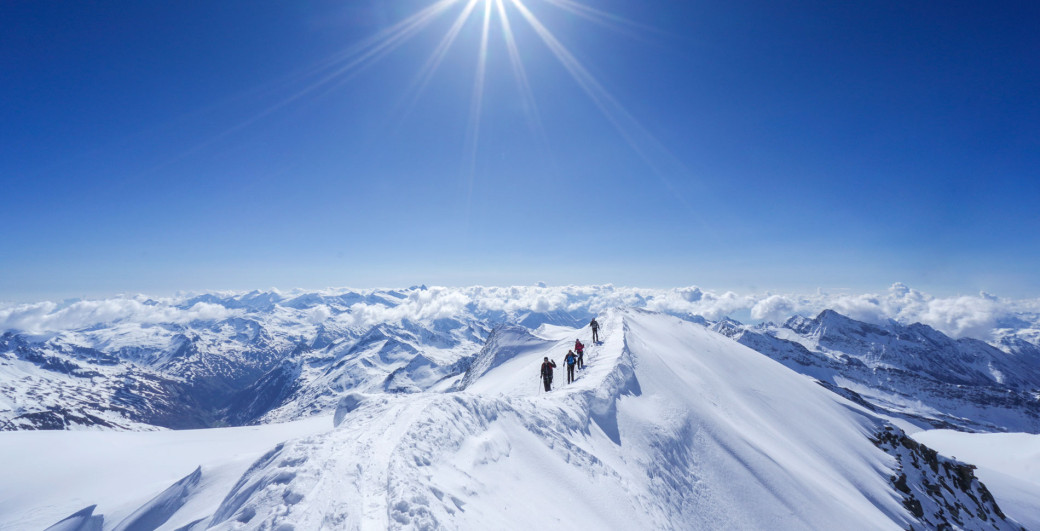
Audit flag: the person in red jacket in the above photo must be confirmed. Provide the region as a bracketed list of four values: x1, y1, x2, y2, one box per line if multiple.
[540, 357, 557, 392]
[574, 339, 585, 369]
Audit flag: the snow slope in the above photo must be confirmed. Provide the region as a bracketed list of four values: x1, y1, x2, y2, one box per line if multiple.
[0, 416, 331, 530]
[1, 309, 1018, 529]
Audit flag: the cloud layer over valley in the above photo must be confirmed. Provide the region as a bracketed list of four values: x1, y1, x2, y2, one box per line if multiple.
[2, 283, 1038, 341]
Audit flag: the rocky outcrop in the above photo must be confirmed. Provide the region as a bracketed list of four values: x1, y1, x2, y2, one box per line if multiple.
[873, 426, 1021, 530]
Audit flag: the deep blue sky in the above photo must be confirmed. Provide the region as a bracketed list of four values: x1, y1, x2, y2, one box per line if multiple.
[2, 0, 1038, 301]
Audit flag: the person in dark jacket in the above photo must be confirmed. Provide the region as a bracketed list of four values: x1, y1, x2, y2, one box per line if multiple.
[590, 318, 600, 343]
[574, 339, 585, 369]
[540, 357, 557, 391]
[564, 350, 578, 383]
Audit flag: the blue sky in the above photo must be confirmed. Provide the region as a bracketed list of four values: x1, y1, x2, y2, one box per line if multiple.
[2, 0, 1038, 301]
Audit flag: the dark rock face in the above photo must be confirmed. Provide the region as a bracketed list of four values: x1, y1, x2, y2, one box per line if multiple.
[222, 359, 303, 425]
[872, 427, 1021, 530]
[1, 407, 117, 431]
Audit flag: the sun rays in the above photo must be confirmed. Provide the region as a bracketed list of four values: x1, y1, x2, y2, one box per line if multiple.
[290, 0, 667, 161]
[225, 0, 688, 214]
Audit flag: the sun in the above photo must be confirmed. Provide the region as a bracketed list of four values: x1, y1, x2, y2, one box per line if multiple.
[300, 0, 655, 148]
[260, 0, 684, 213]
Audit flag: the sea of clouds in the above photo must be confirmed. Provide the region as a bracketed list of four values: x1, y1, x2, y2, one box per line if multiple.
[2, 283, 1038, 341]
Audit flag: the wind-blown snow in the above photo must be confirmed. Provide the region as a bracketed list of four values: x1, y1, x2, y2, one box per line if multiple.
[0, 416, 330, 530]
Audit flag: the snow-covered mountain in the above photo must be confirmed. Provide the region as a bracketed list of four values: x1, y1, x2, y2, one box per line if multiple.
[2, 309, 1028, 529]
[3, 287, 1040, 528]
[712, 309, 1040, 433]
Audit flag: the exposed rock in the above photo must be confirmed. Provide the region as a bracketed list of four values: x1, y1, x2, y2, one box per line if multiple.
[872, 426, 1019, 530]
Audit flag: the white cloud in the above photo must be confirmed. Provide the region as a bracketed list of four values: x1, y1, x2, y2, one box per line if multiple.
[915, 296, 1001, 340]
[2, 284, 1037, 341]
[307, 305, 332, 325]
[641, 287, 754, 321]
[769, 283, 1024, 340]
[341, 286, 473, 328]
[182, 302, 237, 322]
[750, 295, 795, 323]
[0, 298, 239, 335]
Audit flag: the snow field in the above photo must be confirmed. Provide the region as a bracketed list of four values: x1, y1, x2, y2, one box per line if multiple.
[603, 311, 908, 529]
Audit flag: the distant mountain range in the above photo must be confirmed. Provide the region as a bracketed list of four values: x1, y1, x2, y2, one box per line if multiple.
[712, 309, 1040, 433]
[0, 288, 584, 430]
[3, 287, 1039, 436]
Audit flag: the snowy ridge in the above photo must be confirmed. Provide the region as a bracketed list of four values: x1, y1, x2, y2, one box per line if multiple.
[452, 324, 549, 391]
[113, 466, 202, 531]
[35, 309, 1016, 529]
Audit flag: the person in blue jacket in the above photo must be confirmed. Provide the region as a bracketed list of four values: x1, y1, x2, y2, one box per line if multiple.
[564, 350, 578, 384]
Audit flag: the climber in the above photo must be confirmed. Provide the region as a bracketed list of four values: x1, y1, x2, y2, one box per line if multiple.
[574, 339, 585, 369]
[590, 318, 600, 343]
[564, 350, 578, 384]
[540, 356, 557, 392]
